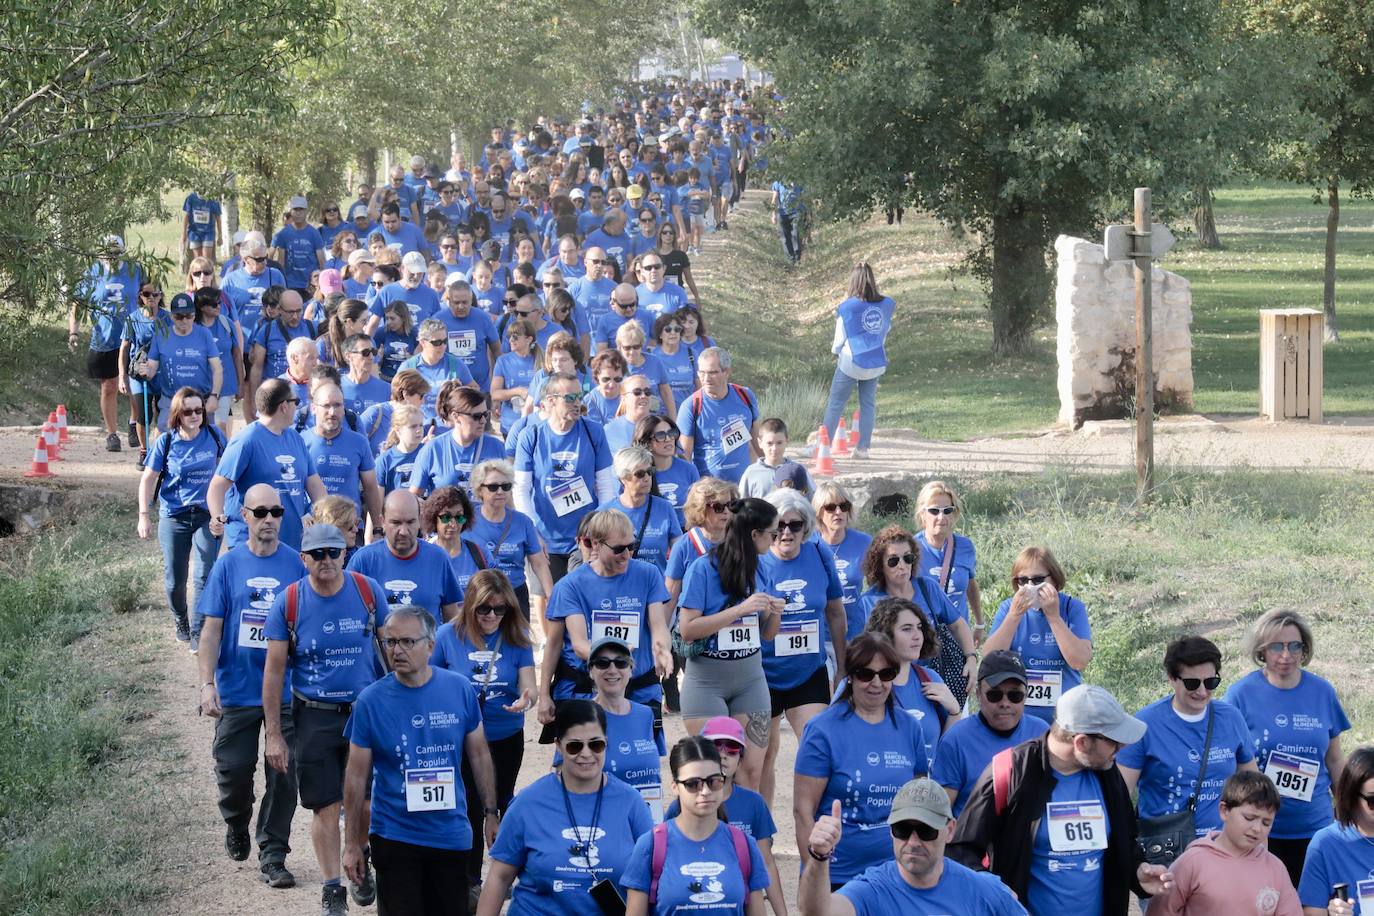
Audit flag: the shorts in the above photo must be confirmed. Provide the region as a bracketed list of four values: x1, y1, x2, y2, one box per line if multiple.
[213, 393, 232, 427]
[292, 699, 351, 811]
[680, 652, 770, 721]
[716, 179, 733, 200]
[688, 213, 706, 231]
[769, 664, 831, 718]
[530, 551, 573, 598]
[86, 347, 119, 381]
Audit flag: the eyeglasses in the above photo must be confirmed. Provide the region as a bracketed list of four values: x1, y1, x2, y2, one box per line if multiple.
[924, 506, 957, 516]
[1264, 640, 1305, 657]
[984, 687, 1026, 704]
[1177, 675, 1223, 692]
[777, 519, 806, 534]
[706, 501, 731, 515]
[851, 665, 899, 683]
[601, 541, 638, 555]
[885, 553, 916, 568]
[561, 738, 607, 755]
[304, 547, 345, 561]
[676, 774, 727, 794]
[382, 636, 427, 650]
[626, 468, 652, 480]
[458, 410, 490, 423]
[890, 820, 941, 843]
[192, 270, 214, 278]
[1012, 575, 1050, 587]
[548, 393, 581, 404]
[475, 605, 508, 617]
[246, 505, 285, 519]
[352, 347, 376, 358]
[481, 481, 514, 492]
[437, 512, 466, 525]
[590, 656, 632, 670]
[712, 740, 743, 757]
[182, 406, 205, 415]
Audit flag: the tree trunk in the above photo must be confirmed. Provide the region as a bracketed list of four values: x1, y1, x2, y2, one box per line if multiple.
[359, 147, 378, 187]
[989, 210, 1051, 356]
[1193, 185, 1221, 249]
[1323, 176, 1340, 342]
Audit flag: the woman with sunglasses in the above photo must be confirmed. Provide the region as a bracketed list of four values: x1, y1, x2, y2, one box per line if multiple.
[616, 321, 676, 418]
[374, 299, 417, 382]
[649, 313, 697, 408]
[984, 545, 1091, 723]
[623, 736, 771, 915]
[1117, 636, 1259, 841]
[811, 481, 873, 641]
[636, 414, 699, 529]
[191, 286, 242, 436]
[584, 350, 628, 424]
[1221, 609, 1349, 885]
[606, 374, 656, 454]
[794, 632, 930, 891]
[655, 222, 701, 302]
[468, 459, 552, 619]
[373, 404, 425, 495]
[431, 568, 536, 899]
[137, 386, 226, 645]
[423, 485, 495, 603]
[601, 445, 682, 573]
[491, 317, 541, 436]
[324, 228, 358, 272]
[480, 700, 652, 914]
[862, 597, 961, 764]
[143, 291, 224, 435]
[1296, 746, 1374, 916]
[408, 383, 504, 497]
[119, 276, 171, 457]
[588, 636, 667, 821]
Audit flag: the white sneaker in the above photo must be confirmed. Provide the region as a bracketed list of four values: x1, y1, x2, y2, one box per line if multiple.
[854, 448, 870, 459]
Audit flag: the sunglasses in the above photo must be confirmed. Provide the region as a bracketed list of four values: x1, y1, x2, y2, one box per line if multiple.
[548, 393, 581, 404]
[425, 338, 448, 347]
[822, 502, 852, 514]
[851, 665, 900, 683]
[663, 326, 682, 334]
[244, 256, 266, 263]
[706, 501, 731, 514]
[1178, 675, 1223, 692]
[503, 298, 519, 306]
[437, 512, 466, 525]
[777, 519, 806, 534]
[924, 506, 957, 516]
[649, 430, 676, 443]
[562, 738, 607, 755]
[141, 291, 163, 299]
[305, 547, 345, 561]
[172, 312, 195, 320]
[676, 774, 727, 794]
[590, 656, 632, 670]
[614, 300, 637, 309]
[182, 406, 205, 415]
[712, 740, 743, 757]
[475, 605, 508, 617]
[890, 820, 941, 843]
[599, 375, 624, 384]
[885, 553, 916, 568]
[642, 263, 664, 270]
[590, 258, 612, 265]
[625, 468, 652, 480]
[1361, 793, 1374, 808]
[192, 270, 214, 278]
[482, 481, 514, 492]
[458, 410, 490, 423]
[1013, 575, 1050, 587]
[985, 687, 1026, 704]
[246, 505, 285, 519]
[1264, 640, 1305, 657]
[371, 279, 387, 287]
[352, 347, 376, 358]
[601, 541, 638, 555]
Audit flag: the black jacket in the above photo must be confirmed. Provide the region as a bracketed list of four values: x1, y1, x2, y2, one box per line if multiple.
[947, 733, 1146, 915]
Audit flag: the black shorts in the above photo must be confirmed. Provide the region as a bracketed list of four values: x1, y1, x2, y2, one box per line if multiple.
[86, 347, 119, 381]
[769, 664, 831, 719]
[292, 699, 352, 811]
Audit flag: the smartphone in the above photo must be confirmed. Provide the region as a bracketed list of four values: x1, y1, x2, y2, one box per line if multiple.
[1333, 883, 1350, 902]
[589, 879, 627, 916]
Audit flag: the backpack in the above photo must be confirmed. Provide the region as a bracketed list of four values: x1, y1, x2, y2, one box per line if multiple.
[649, 821, 751, 906]
[151, 424, 226, 509]
[689, 384, 753, 441]
[991, 747, 1014, 816]
[284, 571, 389, 673]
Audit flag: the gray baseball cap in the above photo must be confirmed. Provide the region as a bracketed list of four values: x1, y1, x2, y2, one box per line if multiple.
[300, 524, 347, 551]
[588, 636, 633, 659]
[887, 777, 952, 829]
[1056, 684, 1147, 745]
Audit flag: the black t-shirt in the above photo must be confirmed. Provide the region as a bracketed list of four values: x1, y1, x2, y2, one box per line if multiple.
[660, 248, 691, 287]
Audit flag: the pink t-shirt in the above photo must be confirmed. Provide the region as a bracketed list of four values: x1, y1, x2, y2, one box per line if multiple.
[1152, 832, 1302, 916]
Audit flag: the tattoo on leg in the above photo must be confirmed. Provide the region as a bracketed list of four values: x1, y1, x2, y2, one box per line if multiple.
[746, 711, 770, 748]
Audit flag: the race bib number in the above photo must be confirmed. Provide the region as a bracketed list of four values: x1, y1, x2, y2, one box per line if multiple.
[718, 614, 760, 652]
[238, 608, 268, 650]
[1265, 750, 1319, 803]
[405, 767, 456, 812]
[548, 478, 591, 517]
[720, 417, 749, 453]
[592, 609, 641, 650]
[775, 620, 819, 657]
[1359, 879, 1374, 914]
[448, 329, 476, 358]
[665, 275, 679, 286]
[1025, 670, 1062, 707]
[1046, 801, 1108, 853]
[640, 784, 665, 824]
[192, 208, 210, 225]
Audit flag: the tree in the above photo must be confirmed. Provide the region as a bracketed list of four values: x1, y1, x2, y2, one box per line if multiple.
[697, 0, 1308, 355]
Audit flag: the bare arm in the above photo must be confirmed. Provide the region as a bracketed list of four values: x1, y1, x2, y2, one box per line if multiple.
[1119, 765, 1141, 797]
[306, 473, 329, 505]
[657, 382, 676, 418]
[475, 861, 520, 916]
[757, 837, 789, 916]
[792, 773, 828, 869]
[566, 612, 590, 661]
[198, 616, 225, 717]
[262, 640, 290, 772]
[464, 724, 500, 847]
[341, 744, 372, 884]
[528, 550, 554, 597]
[823, 597, 847, 679]
[1327, 734, 1347, 785]
[537, 618, 566, 724]
[247, 344, 265, 404]
[647, 599, 672, 676]
[359, 469, 383, 541]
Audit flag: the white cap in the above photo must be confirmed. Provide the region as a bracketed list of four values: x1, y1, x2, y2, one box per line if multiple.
[569, 188, 585, 200]
[444, 270, 468, 288]
[289, 195, 308, 210]
[232, 230, 248, 245]
[103, 234, 125, 250]
[401, 251, 428, 274]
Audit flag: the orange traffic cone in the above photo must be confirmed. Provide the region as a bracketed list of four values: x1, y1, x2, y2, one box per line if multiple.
[849, 410, 860, 448]
[55, 405, 70, 443]
[24, 437, 53, 477]
[832, 417, 850, 457]
[42, 413, 62, 461]
[813, 425, 835, 476]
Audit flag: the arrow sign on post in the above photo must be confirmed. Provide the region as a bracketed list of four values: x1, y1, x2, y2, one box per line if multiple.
[1103, 222, 1176, 260]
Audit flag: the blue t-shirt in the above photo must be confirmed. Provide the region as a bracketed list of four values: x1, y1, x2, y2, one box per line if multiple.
[1298, 822, 1374, 912]
[680, 554, 770, 660]
[514, 418, 613, 553]
[408, 432, 506, 495]
[582, 229, 632, 274]
[375, 329, 418, 380]
[794, 703, 930, 884]
[666, 528, 715, 582]
[183, 193, 221, 243]
[251, 318, 315, 380]
[582, 389, 621, 426]
[430, 625, 534, 742]
[344, 668, 481, 850]
[988, 592, 1092, 723]
[470, 282, 507, 319]
[433, 307, 500, 388]
[346, 539, 462, 622]
[815, 530, 873, 640]
[603, 702, 666, 820]
[677, 386, 759, 484]
[263, 573, 390, 702]
[628, 354, 671, 407]
[569, 276, 616, 330]
[838, 859, 1027, 916]
[221, 266, 286, 338]
[490, 772, 653, 914]
[341, 374, 392, 416]
[149, 324, 219, 396]
[369, 281, 441, 328]
[359, 401, 395, 456]
[889, 666, 951, 765]
[215, 421, 316, 550]
[442, 536, 494, 598]
[372, 220, 428, 256]
[598, 496, 682, 573]
[203, 313, 239, 397]
[759, 543, 843, 690]
[592, 312, 652, 352]
[858, 579, 960, 632]
[301, 426, 376, 516]
[604, 417, 636, 454]
[492, 351, 537, 434]
[122, 308, 170, 394]
[655, 459, 700, 530]
[81, 262, 141, 351]
[546, 561, 669, 704]
[664, 786, 776, 842]
[398, 353, 476, 422]
[652, 346, 696, 407]
[635, 282, 687, 323]
[1027, 768, 1107, 916]
[270, 224, 325, 289]
[467, 508, 542, 589]
[1225, 668, 1350, 838]
[198, 545, 306, 707]
[1116, 697, 1256, 834]
[147, 426, 222, 517]
[621, 820, 769, 915]
[915, 532, 977, 622]
[932, 712, 1049, 816]
[375, 444, 421, 494]
[576, 210, 607, 236]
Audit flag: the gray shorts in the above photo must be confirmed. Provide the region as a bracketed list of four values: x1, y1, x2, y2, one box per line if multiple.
[680, 652, 770, 720]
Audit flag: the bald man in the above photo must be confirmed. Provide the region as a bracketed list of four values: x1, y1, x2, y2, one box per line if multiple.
[279, 336, 317, 406]
[300, 383, 383, 543]
[593, 281, 649, 354]
[345, 490, 463, 623]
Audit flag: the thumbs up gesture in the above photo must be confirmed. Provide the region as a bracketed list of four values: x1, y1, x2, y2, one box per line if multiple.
[807, 799, 844, 859]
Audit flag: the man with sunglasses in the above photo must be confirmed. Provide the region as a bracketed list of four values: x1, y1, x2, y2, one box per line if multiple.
[581, 208, 632, 277]
[345, 490, 462, 624]
[339, 333, 391, 415]
[262, 523, 391, 915]
[222, 238, 286, 340]
[435, 275, 501, 391]
[949, 684, 1176, 915]
[592, 283, 649, 355]
[569, 246, 617, 331]
[196, 484, 306, 891]
[635, 253, 688, 323]
[800, 777, 1026, 915]
[931, 651, 1048, 817]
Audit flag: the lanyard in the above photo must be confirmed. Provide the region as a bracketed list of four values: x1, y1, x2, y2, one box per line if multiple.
[559, 772, 605, 857]
[477, 631, 504, 705]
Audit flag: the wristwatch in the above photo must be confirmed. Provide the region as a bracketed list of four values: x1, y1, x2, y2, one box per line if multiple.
[484, 807, 499, 816]
[806, 845, 832, 862]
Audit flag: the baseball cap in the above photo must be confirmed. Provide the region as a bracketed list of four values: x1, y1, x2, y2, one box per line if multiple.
[232, 230, 248, 246]
[103, 233, 125, 250]
[887, 777, 953, 829]
[626, 184, 645, 200]
[348, 201, 371, 221]
[569, 188, 586, 200]
[169, 292, 195, 315]
[978, 650, 1027, 688]
[444, 270, 468, 288]
[588, 635, 632, 659]
[347, 248, 375, 267]
[300, 524, 347, 551]
[289, 195, 308, 210]
[318, 268, 343, 296]
[773, 463, 809, 492]
[401, 251, 427, 275]
[423, 164, 441, 179]
[1056, 684, 1147, 745]
[700, 716, 746, 750]
[578, 135, 592, 147]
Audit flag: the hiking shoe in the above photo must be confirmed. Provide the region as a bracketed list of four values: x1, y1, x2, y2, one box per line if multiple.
[225, 828, 251, 861]
[349, 855, 375, 906]
[105, 432, 122, 452]
[174, 620, 191, 643]
[854, 447, 870, 460]
[260, 861, 295, 888]
[127, 421, 138, 448]
[321, 884, 349, 915]
[136, 447, 147, 470]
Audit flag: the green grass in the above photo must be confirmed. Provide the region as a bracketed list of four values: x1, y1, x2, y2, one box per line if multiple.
[0, 505, 164, 915]
[704, 182, 1374, 441]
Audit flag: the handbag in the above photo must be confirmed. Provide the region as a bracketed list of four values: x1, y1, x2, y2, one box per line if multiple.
[1134, 704, 1215, 867]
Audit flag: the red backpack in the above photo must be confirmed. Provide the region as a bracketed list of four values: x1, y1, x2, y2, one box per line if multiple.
[284, 572, 388, 672]
[648, 821, 751, 905]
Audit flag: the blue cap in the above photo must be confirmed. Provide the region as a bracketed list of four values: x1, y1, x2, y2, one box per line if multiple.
[169, 292, 195, 315]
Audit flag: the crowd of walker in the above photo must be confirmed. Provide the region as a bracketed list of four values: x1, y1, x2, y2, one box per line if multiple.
[60, 79, 1369, 916]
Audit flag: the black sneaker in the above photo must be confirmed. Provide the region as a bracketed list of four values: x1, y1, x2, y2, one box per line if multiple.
[105, 432, 121, 453]
[260, 861, 295, 888]
[349, 854, 375, 906]
[136, 447, 147, 470]
[225, 828, 251, 861]
[174, 620, 191, 643]
[321, 884, 349, 915]
[127, 421, 138, 448]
